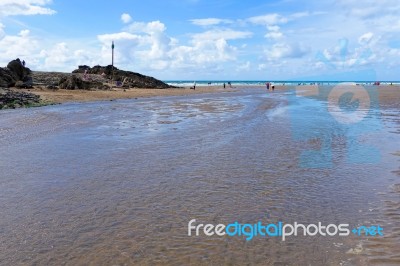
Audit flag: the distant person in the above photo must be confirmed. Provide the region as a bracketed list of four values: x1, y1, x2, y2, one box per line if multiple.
[223, 83, 226, 89]
[22, 60, 25, 67]
[83, 69, 88, 80]
[266, 82, 270, 90]
[193, 81, 196, 90]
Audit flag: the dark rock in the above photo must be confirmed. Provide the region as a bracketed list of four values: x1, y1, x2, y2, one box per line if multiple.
[46, 85, 59, 91]
[0, 88, 42, 109]
[0, 59, 33, 89]
[31, 71, 69, 86]
[58, 75, 81, 90]
[15, 77, 33, 88]
[6, 58, 31, 80]
[2, 59, 173, 93]
[15, 81, 24, 88]
[73, 65, 174, 89]
[59, 75, 109, 90]
[77, 65, 90, 70]
[22, 76, 33, 88]
[0, 67, 17, 87]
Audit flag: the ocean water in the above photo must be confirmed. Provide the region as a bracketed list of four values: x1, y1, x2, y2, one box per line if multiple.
[165, 80, 400, 87]
[0, 87, 399, 265]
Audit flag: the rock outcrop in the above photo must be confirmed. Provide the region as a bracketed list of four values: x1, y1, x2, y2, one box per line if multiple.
[0, 58, 33, 88]
[73, 65, 173, 89]
[0, 60, 173, 90]
[0, 67, 17, 88]
[58, 75, 109, 90]
[7, 58, 31, 80]
[0, 88, 41, 109]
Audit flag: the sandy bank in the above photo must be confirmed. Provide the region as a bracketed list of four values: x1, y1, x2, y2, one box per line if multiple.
[16, 86, 239, 104]
[15, 84, 400, 108]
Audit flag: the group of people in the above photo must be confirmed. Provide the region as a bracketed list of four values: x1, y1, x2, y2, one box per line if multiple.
[223, 82, 232, 89]
[19, 59, 26, 67]
[190, 81, 276, 90]
[266, 82, 274, 91]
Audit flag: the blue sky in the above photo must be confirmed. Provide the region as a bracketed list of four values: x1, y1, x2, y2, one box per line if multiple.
[0, 0, 399, 80]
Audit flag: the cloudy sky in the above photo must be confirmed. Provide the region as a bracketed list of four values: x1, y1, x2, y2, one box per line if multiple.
[0, 0, 399, 80]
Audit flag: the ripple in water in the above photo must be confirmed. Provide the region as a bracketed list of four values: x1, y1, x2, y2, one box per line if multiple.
[0, 87, 398, 265]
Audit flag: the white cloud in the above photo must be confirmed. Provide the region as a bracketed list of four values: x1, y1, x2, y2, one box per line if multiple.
[192, 29, 253, 41]
[42, 42, 72, 68]
[0, 0, 56, 16]
[336, 0, 400, 18]
[0, 23, 5, 40]
[98, 21, 177, 70]
[316, 37, 379, 69]
[190, 18, 233, 26]
[265, 31, 283, 40]
[289, 12, 310, 19]
[0, 29, 43, 68]
[265, 42, 310, 60]
[171, 38, 237, 64]
[98, 19, 249, 74]
[125, 20, 166, 34]
[121, 13, 132, 24]
[248, 13, 287, 26]
[335, 0, 400, 34]
[265, 25, 283, 40]
[98, 32, 141, 43]
[19, 29, 30, 37]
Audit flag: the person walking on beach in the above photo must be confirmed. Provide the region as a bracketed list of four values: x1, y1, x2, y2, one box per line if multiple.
[193, 81, 196, 90]
[223, 83, 226, 89]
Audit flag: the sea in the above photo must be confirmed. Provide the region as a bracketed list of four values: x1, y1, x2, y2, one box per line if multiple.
[165, 80, 400, 87]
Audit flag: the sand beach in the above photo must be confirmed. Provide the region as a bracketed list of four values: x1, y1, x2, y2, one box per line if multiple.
[15, 83, 400, 108]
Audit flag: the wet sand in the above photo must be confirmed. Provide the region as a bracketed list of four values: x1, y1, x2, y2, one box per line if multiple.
[17, 86, 239, 104]
[0, 86, 399, 265]
[16, 84, 400, 108]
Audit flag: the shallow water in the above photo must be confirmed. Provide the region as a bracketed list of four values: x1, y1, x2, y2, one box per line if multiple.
[0, 87, 399, 265]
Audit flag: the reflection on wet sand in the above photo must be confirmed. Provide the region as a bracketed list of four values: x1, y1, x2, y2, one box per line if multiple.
[0, 87, 399, 265]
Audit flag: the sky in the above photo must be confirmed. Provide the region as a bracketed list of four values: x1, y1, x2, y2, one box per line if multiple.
[0, 0, 400, 81]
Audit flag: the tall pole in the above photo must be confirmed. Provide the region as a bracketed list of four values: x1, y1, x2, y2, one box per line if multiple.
[112, 40, 114, 86]
[111, 41, 114, 87]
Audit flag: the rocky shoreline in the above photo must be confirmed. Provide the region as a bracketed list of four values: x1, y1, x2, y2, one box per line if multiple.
[0, 59, 174, 109]
[0, 88, 43, 109]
